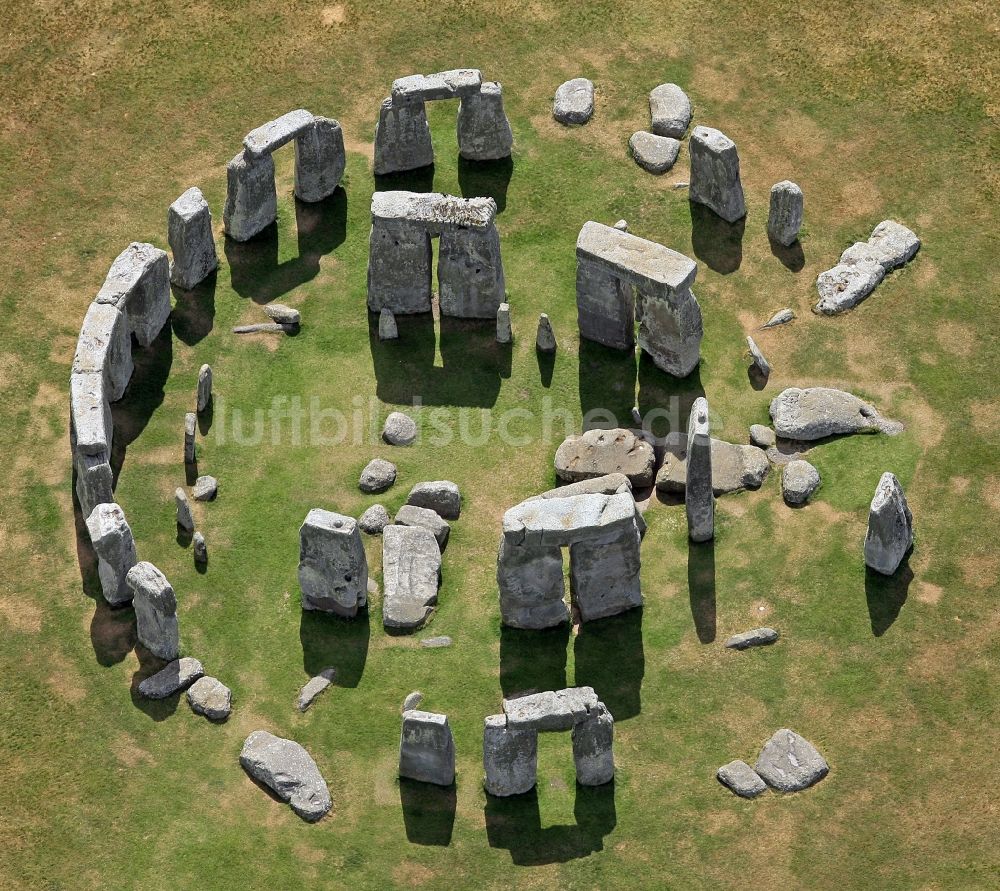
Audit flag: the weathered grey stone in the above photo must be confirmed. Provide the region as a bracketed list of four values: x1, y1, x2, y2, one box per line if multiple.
[399, 710, 456, 786]
[85, 502, 137, 606]
[74, 450, 113, 518]
[864, 472, 913, 575]
[553, 78, 594, 125]
[197, 364, 212, 413]
[762, 308, 795, 329]
[175, 487, 194, 532]
[840, 220, 920, 271]
[192, 531, 207, 563]
[402, 690, 424, 712]
[686, 397, 714, 542]
[95, 242, 171, 347]
[73, 301, 133, 403]
[382, 411, 417, 446]
[576, 256, 634, 350]
[746, 336, 771, 378]
[614, 219, 629, 231]
[814, 260, 885, 314]
[358, 504, 391, 535]
[496, 537, 567, 629]
[572, 701, 615, 785]
[293, 117, 346, 203]
[406, 480, 461, 520]
[395, 504, 450, 549]
[297, 667, 336, 712]
[555, 428, 655, 488]
[382, 525, 441, 631]
[536, 314, 557, 353]
[770, 387, 901, 440]
[420, 635, 452, 649]
[239, 730, 332, 822]
[503, 687, 599, 733]
[782, 460, 821, 505]
[767, 181, 804, 246]
[755, 729, 829, 792]
[187, 676, 231, 721]
[125, 562, 179, 661]
[137, 657, 204, 699]
[373, 97, 434, 176]
[298, 509, 368, 617]
[496, 302, 512, 344]
[629, 131, 680, 174]
[725, 627, 779, 650]
[656, 438, 770, 496]
[168, 187, 218, 289]
[717, 760, 767, 798]
[378, 308, 398, 341]
[457, 81, 513, 161]
[689, 126, 746, 223]
[70, 372, 112, 457]
[192, 475, 218, 501]
[649, 83, 692, 138]
[483, 713, 538, 796]
[393, 69, 483, 102]
[232, 322, 295, 334]
[533, 472, 632, 500]
[223, 150, 277, 242]
[243, 109, 314, 158]
[263, 303, 300, 325]
[367, 218, 433, 314]
[184, 412, 197, 464]
[749, 424, 776, 449]
[359, 458, 397, 494]
[438, 221, 505, 319]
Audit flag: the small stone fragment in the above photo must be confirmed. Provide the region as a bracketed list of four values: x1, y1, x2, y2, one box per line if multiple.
[496, 302, 512, 344]
[263, 303, 301, 325]
[184, 412, 197, 464]
[358, 504, 391, 535]
[378, 308, 399, 341]
[402, 691, 424, 712]
[420, 635, 452, 649]
[175, 488, 194, 533]
[192, 475, 218, 502]
[864, 471, 913, 575]
[137, 657, 205, 699]
[297, 667, 336, 712]
[553, 78, 594, 125]
[536, 313, 557, 353]
[649, 83, 692, 138]
[187, 676, 232, 721]
[613, 219, 628, 232]
[746, 336, 771, 378]
[749, 424, 776, 449]
[717, 760, 768, 798]
[197, 364, 212, 413]
[192, 531, 208, 563]
[406, 480, 461, 520]
[725, 627, 779, 650]
[395, 504, 450, 549]
[762, 308, 795, 329]
[767, 181, 804, 246]
[359, 458, 397, 494]
[629, 131, 681, 174]
[782, 460, 821, 505]
[382, 411, 417, 446]
[239, 730, 332, 822]
[755, 729, 829, 792]
[232, 323, 297, 334]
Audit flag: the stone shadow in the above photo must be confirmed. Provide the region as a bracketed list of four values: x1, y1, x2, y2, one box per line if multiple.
[374, 164, 436, 195]
[769, 236, 805, 272]
[636, 354, 705, 441]
[689, 202, 744, 275]
[578, 339, 637, 429]
[458, 156, 513, 214]
[299, 607, 370, 687]
[865, 561, 913, 636]
[171, 270, 217, 346]
[399, 779, 456, 846]
[225, 188, 347, 304]
[499, 624, 570, 698]
[485, 782, 617, 866]
[536, 348, 555, 389]
[129, 643, 179, 721]
[747, 364, 769, 392]
[573, 608, 644, 721]
[688, 540, 716, 643]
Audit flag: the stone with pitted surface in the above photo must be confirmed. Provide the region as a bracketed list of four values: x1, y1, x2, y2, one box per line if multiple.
[243, 109, 315, 157]
[382, 411, 417, 446]
[293, 117, 345, 203]
[649, 83, 692, 138]
[263, 303, 300, 325]
[502, 687, 600, 733]
[717, 760, 767, 798]
[864, 472, 913, 575]
[359, 458, 397, 494]
[70, 372, 111, 457]
[358, 504, 391, 535]
[86, 502, 137, 606]
[193, 475, 218, 502]
[95, 242, 171, 347]
[126, 562, 179, 661]
[533, 472, 631, 500]
[656, 438, 770, 497]
[197, 364, 212, 413]
[572, 702, 615, 785]
[553, 78, 594, 125]
[755, 729, 829, 792]
[239, 730, 332, 821]
[815, 261, 885, 315]
[496, 302, 512, 344]
[770, 387, 902, 440]
[73, 301, 133, 403]
[223, 150, 277, 242]
[187, 676, 231, 721]
[371, 190, 496, 231]
[782, 460, 821, 505]
[382, 525, 441, 631]
[298, 509, 368, 617]
[767, 181, 804, 247]
[373, 97, 434, 176]
[392, 69, 483, 103]
[555, 428, 655, 488]
[689, 126, 746, 223]
[457, 81, 513, 161]
[536, 314, 557, 353]
[840, 220, 920, 270]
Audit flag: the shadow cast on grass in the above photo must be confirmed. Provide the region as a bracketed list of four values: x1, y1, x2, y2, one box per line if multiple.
[499, 623, 570, 698]
[299, 607, 370, 687]
[129, 643, 179, 721]
[458, 156, 513, 214]
[636, 354, 705, 440]
[375, 165, 436, 195]
[171, 270, 217, 345]
[573, 608, 644, 721]
[865, 560, 913, 636]
[400, 779, 456, 846]
[769, 235, 805, 272]
[688, 539, 716, 644]
[578, 339, 637, 428]
[689, 202, 744, 275]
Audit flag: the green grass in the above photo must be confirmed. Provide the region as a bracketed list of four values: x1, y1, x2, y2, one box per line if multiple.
[1, 1, 998, 889]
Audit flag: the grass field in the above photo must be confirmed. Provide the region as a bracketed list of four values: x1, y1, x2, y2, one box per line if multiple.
[1, 2, 998, 888]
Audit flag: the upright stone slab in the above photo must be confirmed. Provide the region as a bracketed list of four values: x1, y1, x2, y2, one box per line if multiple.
[457, 82, 514, 161]
[399, 710, 456, 786]
[95, 242, 171, 347]
[197, 364, 212, 413]
[74, 450, 114, 518]
[496, 302, 512, 343]
[126, 562, 179, 660]
[569, 521, 643, 622]
[373, 97, 434, 176]
[438, 219, 505, 319]
[367, 197, 433, 314]
[483, 714, 538, 796]
[689, 126, 746, 223]
[382, 524, 441, 631]
[168, 187, 218, 289]
[298, 509, 368, 617]
[175, 488, 194, 532]
[85, 502, 137, 606]
[649, 83, 692, 138]
[184, 412, 197, 464]
[223, 150, 277, 242]
[572, 702, 615, 785]
[294, 117, 346, 202]
[864, 472, 913, 575]
[686, 397, 714, 542]
[73, 301, 133, 403]
[575, 254, 635, 350]
[70, 372, 112, 458]
[767, 181, 803, 247]
[536, 314, 557, 353]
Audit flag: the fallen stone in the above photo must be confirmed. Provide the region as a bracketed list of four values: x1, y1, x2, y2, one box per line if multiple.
[192, 531, 208, 563]
[769, 387, 901, 440]
[137, 657, 204, 699]
[297, 667, 336, 712]
[399, 710, 456, 786]
[359, 458, 397, 494]
[536, 313, 556, 353]
[755, 729, 829, 792]
[125, 562, 179, 661]
[749, 424, 776, 449]
[298, 509, 368, 617]
[725, 627, 779, 650]
[553, 78, 594, 125]
[85, 502, 137, 606]
[420, 635, 452, 649]
[649, 83, 692, 138]
[457, 81, 514, 162]
[382, 411, 417, 446]
[502, 687, 599, 733]
[406, 480, 461, 520]
[402, 691, 424, 712]
[717, 760, 768, 798]
[762, 308, 795, 329]
[767, 181, 804, 247]
[656, 438, 769, 497]
[629, 131, 680, 174]
[496, 302, 512, 344]
[232, 322, 297, 334]
[689, 126, 746, 223]
[358, 504, 391, 535]
[239, 730, 332, 822]
[263, 303, 301, 325]
[746, 336, 771, 378]
[555, 428, 656, 488]
[187, 676, 231, 721]
[395, 504, 450, 549]
[864, 472, 913, 575]
[382, 525, 440, 631]
[378, 308, 398, 341]
[168, 186, 218, 289]
[815, 260, 885, 314]
[197, 364, 212, 413]
[840, 220, 920, 271]
[184, 412, 197, 464]
[782, 460, 821, 505]
[193, 475, 218, 502]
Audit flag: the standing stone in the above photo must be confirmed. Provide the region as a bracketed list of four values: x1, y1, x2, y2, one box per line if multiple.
[571, 702, 615, 785]
[382, 411, 418, 446]
[689, 126, 746, 223]
[767, 181, 804, 246]
[378, 308, 398, 341]
[496, 302, 512, 344]
[184, 412, 197, 464]
[864, 472, 913, 575]
[553, 78, 594, 125]
[95, 242, 171, 348]
[223, 150, 277, 242]
[197, 364, 212, 413]
[536, 314, 557, 353]
[297, 667, 336, 712]
[294, 117, 346, 203]
[686, 397, 714, 542]
[399, 710, 456, 786]
[175, 488, 194, 533]
[70, 371, 112, 457]
[373, 97, 434, 176]
[629, 131, 681, 174]
[74, 451, 114, 519]
[358, 504, 391, 535]
[137, 657, 204, 699]
[382, 524, 441, 631]
[359, 458, 397, 494]
[746, 336, 771, 378]
[187, 676, 232, 721]
[85, 502, 137, 606]
[782, 460, 821, 505]
[457, 82, 514, 161]
[73, 301, 134, 403]
[239, 730, 332, 822]
[394, 504, 450, 550]
[754, 729, 829, 792]
[125, 562, 179, 661]
[406, 480, 461, 520]
[717, 760, 768, 798]
[483, 714, 538, 796]
[649, 83, 692, 138]
[438, 219, 506, 319]
[168, 187, 218, 289]
[192, 531, 208, 563]
[496, 536, 567, 629]
[367, 215, 433, 315]
[298, 509, 368, 617]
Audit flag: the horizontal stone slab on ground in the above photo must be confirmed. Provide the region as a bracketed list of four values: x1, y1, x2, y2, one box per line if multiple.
[381, 524, 441, 631]
[717, 760, 767, 798]
[137, 657, 204, 699]
[769, 387, 902, 440]
[553, 78, 594, 125]
[239, 730, 332, 821]
[754, 729, 829, 792]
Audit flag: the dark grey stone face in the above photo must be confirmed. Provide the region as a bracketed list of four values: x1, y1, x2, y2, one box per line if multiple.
[398, 710, 456, 786]
[168, 187, 218, 289]
[688, 126, 746, 223]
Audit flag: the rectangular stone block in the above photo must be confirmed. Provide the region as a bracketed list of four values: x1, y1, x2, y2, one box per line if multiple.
[382, 524, 440, 631]
[502, 492, 638, 549]
[483, 714, 538, 796]
[689, 126, 746, 223]
[399, 710, 456, 786]
[366, 218, 433, 314]
[168, 186, 218, 289]
[73, 301, 133, 402]
[223, 150, 277, 243]
[575, 258, 635, 350]
[126, 561, 179, 661]
[391, 69, 483, 103]
[73, 449, 113, 519]
[438, 224, 505, 319]
[371, 191, 496, 233]
[70, 371, 112, 457]
[572, 702, 615, 785]
[243, 108, 315, 158]
[86, 502, 137, 606]
[96, 242, 171, 347]
[294, 117, 346, 203]
[298, 509, 368, 617]
[457, 82, 513, 161]
[636, 283, 704, 378]
[502, 687, 599, 733]
[373, 97, 434, 176]
[569, 523, 643, 622]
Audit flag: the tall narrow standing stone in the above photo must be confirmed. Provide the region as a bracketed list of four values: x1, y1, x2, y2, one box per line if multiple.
[536, 314, 556, 353]
[168, 187, 218, 289]
[864, 472, 913, 575]
[184, 412, 197, 464]
[175, 488, 194, 533]
[197, 364, 212, 413]
[85, 503, 138, 606]
[686, 397, 714, 542]
[125, 562, 179, 660]
[483, 714, 538, 796]
[457, 82, 514, 161]
[767, 181, 804, 246]
[373, 97, 434, 175]
[689, 127, 746, 223]
[496, 302, 512, 344]
[293, 117, 346, 203]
